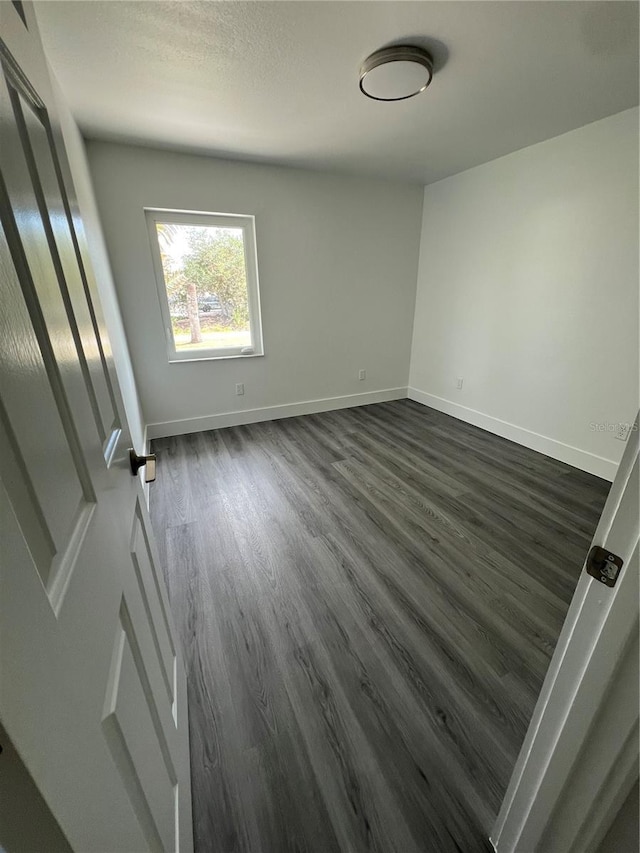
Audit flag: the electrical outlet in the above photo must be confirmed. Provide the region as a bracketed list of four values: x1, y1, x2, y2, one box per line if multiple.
[614, 423, 630, 442]
[235, 383, 244, 396]
[456, 377, 464, 390]
[358, 369, 366, 381]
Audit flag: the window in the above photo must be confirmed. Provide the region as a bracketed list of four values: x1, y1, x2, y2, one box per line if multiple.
[146, 209, 263, 361]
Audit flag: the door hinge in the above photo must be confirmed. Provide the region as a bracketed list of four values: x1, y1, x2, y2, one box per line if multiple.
[585, 546, 623, 588]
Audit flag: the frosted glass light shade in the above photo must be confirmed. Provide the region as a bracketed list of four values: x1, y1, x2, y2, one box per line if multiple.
[359, 46, 433, 102]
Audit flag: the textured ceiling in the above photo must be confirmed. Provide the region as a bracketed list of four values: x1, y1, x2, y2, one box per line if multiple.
[35, 1, 639, 184]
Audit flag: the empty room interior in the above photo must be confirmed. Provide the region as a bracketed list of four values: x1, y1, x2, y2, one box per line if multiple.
[0, 2, 639, 852]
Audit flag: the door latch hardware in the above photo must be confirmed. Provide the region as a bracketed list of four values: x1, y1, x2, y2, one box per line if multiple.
[585, 546, 623, 588]
[129, 449, 156, 483]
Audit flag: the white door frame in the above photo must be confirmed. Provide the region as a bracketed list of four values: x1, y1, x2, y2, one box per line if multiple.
[492, 416, 639, 852]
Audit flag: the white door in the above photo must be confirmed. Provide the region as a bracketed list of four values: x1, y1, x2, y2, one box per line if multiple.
[492, 415, 639, 852]
[0, 5, 192, 851]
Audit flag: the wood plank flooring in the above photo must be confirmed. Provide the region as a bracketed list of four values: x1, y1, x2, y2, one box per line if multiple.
[150, 400, 609, 853]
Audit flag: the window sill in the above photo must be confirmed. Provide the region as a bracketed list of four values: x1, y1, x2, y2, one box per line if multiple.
[167, 351, 265, 364]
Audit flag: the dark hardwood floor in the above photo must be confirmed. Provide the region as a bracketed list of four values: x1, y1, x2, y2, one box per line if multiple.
[150, 400, 609, 853]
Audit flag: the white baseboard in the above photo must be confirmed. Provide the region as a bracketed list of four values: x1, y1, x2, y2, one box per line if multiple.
[146, 387, 408, 440]
[407, 387, 617, 481]
[146, 384, 618, 480]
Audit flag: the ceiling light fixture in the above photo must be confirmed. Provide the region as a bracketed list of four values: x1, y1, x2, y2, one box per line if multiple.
[359, 45, 434, 102]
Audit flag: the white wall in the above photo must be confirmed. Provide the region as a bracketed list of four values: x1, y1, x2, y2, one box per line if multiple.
[86, 142, 424, 437]
[51, 76, 146, 452]
[409, 108, 639, 480]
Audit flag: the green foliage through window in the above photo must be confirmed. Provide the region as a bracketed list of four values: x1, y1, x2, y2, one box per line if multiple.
[155, 223, 251, 351]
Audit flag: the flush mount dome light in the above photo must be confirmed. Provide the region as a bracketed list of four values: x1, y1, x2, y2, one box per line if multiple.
[359, 45, 434, 101]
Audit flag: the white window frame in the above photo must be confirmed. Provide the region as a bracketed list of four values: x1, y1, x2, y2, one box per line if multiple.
[145, 208, 264, 362]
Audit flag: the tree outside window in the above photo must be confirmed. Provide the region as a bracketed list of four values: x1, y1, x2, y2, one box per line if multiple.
[147, 210, 263, 361]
